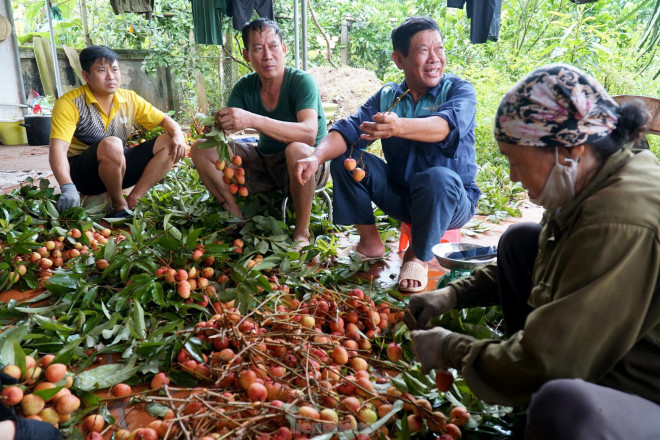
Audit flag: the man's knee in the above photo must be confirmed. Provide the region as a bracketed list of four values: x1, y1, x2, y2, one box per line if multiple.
[527, 379, 600, 440]
[285, 142, 313, 164]
[499, 223, 542, 256]
[152, 133, 173, 155]
[97, 137, 125, 163]
[190, 138, 214, 164]
[412, 167, 462, 200]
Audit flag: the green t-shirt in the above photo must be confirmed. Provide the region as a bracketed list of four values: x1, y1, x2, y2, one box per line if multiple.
[226, 66, 327, 154]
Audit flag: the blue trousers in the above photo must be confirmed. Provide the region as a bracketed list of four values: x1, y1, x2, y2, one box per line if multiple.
[330, 150, 476, 261]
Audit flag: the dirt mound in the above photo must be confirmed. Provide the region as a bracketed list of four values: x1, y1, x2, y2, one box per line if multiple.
[309, 66, 383, 122]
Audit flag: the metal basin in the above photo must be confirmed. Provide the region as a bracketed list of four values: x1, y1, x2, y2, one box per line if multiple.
[432, 242, 497, 271]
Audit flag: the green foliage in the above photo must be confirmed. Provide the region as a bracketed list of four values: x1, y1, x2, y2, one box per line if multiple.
[0, 168, 365, 401]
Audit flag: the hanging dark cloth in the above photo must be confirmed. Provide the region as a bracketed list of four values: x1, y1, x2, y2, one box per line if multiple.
[110, 0, 155, 19]
[230, 0, 273, 31]
[447, 0, 502, 44]
[190, 0, 228, 45]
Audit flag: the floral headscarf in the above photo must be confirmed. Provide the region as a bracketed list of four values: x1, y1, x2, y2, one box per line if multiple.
[494, 64, 619, 148]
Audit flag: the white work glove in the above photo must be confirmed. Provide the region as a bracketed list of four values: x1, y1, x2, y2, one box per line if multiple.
[405, 286, 457, 330]
[411, 327, 453, 374]
[57, 183, 81, 212]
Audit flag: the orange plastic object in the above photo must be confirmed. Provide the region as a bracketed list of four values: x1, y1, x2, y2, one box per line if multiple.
[398, 222, 461, 253]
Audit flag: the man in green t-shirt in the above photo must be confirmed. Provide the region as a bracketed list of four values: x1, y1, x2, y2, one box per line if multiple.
[191, 18, 327, 248]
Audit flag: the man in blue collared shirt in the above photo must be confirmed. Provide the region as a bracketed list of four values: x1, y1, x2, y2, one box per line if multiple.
[294, 16, 479, 292]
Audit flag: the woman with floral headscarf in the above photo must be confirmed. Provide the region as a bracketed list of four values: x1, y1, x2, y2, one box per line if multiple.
[406, 64, 660, 438]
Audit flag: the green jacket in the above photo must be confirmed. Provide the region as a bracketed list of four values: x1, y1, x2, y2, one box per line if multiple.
[446, 148, 660, 406]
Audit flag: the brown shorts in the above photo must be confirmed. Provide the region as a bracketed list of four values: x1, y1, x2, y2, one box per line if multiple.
[232, 141, 329, 195]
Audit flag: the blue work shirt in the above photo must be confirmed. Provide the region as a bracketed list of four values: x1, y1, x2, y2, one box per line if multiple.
[331, 74, 481, 207]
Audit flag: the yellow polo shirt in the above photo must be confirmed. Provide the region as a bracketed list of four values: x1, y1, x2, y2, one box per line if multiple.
[50, 84, 165, 157]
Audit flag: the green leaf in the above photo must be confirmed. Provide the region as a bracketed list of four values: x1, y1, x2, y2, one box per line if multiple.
[185, 227, 203, 248]
[168, 368, 198, 386]
[13, 342, 26, 373]
[256, 239, 269, 254]
[99, 403, 116, 425]
[163, 213, 172, 232]
[34, 383, 65, 401]
[120, 262, 131, 282]
[204, 243, 229, 254]
[44, 200, 59, 218]
[132, 299, 146, 339]
[145, 402, 173, 418]
[33, 315, 77, 332]
[44, 273, 79, 294]
[183, 339, 205, 363]
[156, 236, 182, 251]
[169, 226, 182, 241]
[75, 364, 141, 392]
[104, 237, 116, 261]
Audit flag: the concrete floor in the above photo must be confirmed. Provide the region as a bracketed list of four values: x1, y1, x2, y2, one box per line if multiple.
[0, 143, 56, 194]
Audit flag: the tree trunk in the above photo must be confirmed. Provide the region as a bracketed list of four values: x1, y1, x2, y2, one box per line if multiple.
[79, 0, 93, 46]
[190, 30, 208, 113]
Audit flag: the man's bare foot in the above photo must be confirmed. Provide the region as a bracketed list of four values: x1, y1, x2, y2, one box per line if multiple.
[292, 234, 310, 252]
[355, 241, 385, 258]
[354, 224, 385, 258]
[112, 202, 129, 213]
[126, 194, 138, 210]
[398, 248, 427, 291]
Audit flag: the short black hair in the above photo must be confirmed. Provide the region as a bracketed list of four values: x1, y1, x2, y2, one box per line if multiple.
[241, 18, 283, 50]
[391, 16, 441, 57]
[79, 45, 119, 73]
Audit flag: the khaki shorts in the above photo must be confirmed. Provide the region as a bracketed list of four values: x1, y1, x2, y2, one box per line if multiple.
[232, 141, 329, 195]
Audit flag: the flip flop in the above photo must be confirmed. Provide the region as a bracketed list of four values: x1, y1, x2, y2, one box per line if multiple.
[398, 260, 428, 293]
[103, 208, 134, 222]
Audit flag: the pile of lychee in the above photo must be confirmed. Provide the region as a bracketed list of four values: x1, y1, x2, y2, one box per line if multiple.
[153, 242, 253, 303]
[0, 355, 81, 430]
[215, 155, 248, 197]
[141, 288, 472, 439]
[2, 227, 124, 290]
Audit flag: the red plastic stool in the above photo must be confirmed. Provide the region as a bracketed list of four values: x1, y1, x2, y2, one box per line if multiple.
[398, 222, 461, 253]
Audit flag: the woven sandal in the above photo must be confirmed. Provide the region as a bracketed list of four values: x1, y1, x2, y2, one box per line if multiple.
[398, 260, 428, 293]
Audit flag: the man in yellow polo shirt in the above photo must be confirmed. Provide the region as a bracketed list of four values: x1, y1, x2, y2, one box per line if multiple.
[49, 45, 188, 218]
